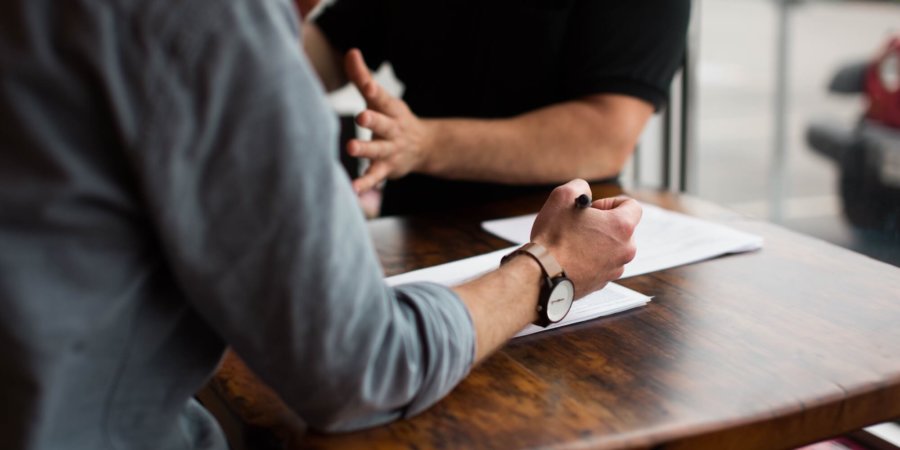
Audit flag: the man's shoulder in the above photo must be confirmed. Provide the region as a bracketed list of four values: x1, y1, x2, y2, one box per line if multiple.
[103, 0, 298, 51]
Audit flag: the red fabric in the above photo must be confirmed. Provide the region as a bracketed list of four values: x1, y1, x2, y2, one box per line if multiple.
[865, 36, 900, 128]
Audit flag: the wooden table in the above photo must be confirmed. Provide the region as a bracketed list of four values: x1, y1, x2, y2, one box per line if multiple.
[205, 184, 900, 450]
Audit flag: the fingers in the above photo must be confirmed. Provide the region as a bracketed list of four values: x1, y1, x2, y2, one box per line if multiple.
[605, 198, 643, 230]
[356, 110, 397, 138]
[361, 78, 402, 116]
[352, 163, 391, 193]
[560, 178, 591, 197]
[344, 49, 372, 93]
[550, 181, 642, 227]
[344, 49, 386, 106]
[347, 139, 393, 159]
[591, 196, 642, 230]
[344, 49, 402, 116]
[592, 196, 630, 210]
[602, 198, 641, 265]
[548, 179, 591, 208]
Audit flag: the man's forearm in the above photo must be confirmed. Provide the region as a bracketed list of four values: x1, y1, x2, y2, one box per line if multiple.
[302, 23, 345, 92]
[453, 255, 542, 362]
[420, 94, 653, 185]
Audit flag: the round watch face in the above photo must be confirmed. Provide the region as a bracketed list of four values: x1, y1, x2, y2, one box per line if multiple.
[546, 278, 575, 323]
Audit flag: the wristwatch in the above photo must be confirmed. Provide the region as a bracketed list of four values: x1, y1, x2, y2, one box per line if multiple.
[501, 243, 575, 327]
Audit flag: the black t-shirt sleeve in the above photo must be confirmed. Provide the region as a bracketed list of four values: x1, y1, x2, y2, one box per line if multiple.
[314, 0, 387, 71]
[560, 0, 691, 110]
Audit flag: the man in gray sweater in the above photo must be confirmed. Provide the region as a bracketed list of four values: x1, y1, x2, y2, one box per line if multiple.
[0, 0, 641, 448]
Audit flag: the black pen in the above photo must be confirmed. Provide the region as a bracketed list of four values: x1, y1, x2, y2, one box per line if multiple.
[575, 193, 591, 209]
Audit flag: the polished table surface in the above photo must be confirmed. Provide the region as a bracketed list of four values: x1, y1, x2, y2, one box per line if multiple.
[208, 184, 900, 450]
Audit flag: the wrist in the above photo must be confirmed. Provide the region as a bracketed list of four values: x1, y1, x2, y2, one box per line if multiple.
[498, 254, 544, 323]
[501, 243, 575, 327]
[417, 119, 443, 174]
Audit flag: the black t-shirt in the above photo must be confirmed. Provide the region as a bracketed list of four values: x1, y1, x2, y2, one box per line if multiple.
[316, 0, 690, 215]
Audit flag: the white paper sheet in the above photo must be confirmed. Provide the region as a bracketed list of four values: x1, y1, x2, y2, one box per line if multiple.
[386, 249, 652, 338]
[481, 203, 763, 279]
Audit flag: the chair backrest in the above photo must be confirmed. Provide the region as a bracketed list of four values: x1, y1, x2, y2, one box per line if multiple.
[629, 1, 699, 193]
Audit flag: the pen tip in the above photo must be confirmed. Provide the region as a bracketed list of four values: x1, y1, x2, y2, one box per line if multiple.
[576, 194, 591, 208]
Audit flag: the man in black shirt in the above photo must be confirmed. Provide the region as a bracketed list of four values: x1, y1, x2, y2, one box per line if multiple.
[304, 0, 690, 215]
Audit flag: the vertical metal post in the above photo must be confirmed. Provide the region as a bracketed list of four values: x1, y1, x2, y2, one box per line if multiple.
[632, 144, 642, 185]
[662, 97, 673, 189]
[679, 0, 700, 193]
[657, 0, 698, 192]
[679, 56, 693, 191]
[678, 0, 702, 192]
[771, 0, 794, 222]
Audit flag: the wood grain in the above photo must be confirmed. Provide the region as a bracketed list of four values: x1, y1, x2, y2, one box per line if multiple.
[205, 185, 900, 450]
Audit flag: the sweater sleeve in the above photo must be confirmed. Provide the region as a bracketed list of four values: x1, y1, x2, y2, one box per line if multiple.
[126, 0, 475, 431]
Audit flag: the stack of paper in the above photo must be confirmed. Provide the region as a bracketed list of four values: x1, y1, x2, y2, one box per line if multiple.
[386, 248, 652, 338]
[386, 203, 763, 338]
[482, 203, 764, 279]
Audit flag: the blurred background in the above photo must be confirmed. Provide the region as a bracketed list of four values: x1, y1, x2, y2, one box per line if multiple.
[688, 4, 900, 444]
[323, 0, 900, 268]
[685, 0, 900, 266]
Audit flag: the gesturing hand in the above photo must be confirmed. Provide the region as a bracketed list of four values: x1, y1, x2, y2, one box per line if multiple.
[530, 180, 642, 299]
[344, 49, 432, 194]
